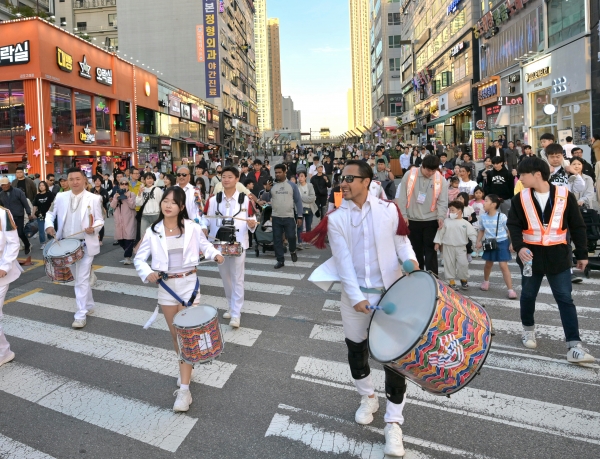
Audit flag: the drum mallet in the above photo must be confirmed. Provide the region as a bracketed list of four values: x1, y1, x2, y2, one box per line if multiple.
[365, 303, 396, 314]
[403, 259, 417, 273]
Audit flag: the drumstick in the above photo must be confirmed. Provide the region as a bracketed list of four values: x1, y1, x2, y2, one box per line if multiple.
[203, 216, 255, 223]
[366, 303, 396, 314]
[62, 224, 104, 239]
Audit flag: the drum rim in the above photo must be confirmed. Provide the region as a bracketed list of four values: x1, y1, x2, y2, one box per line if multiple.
[172, 305, 219, 330]
[367, 271, 439, 364]
[46, 238, 83, 257]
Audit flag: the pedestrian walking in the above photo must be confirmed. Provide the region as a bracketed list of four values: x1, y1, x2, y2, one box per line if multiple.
[91, 176, 108, 246]
[297, 171, 317, 248]
[136, 172, 163, 237]
[310, 164, 330, 218]
[110, 178, 137, 265]
[31, 181, 54, 250]
[12, 166, 37, 202]
[485, 156, 514, 215]
[0, 176, 32, 255]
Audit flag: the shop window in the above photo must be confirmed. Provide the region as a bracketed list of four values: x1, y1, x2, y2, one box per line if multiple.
[390, 102, 402, 116]
[547, 0, 585, 48]
[74, 92, 92, 127]
[137, 107, 156, 135]
[50, 84, 73, 144]
[0, 81, 26, 154]
[115, 101, 131, 132]
[95, 97, 110, 130]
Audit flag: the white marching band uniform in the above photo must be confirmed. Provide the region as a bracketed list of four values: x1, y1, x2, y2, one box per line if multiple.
[0, 207, 23, 364]
[205, 191, 256, 321]
[45, 190, 104, 321]
[177, 183, 208, 230]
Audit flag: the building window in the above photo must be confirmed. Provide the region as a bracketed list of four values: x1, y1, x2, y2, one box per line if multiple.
[389, 58, 401, 71]
[0, 81, 26, 154]
[60, 17, 66, 25]
[95, 96, 111, 140]
[108, 14, 117, 26]
[76, 22, 87, 31]
[547, 0, 585, 47]
[388, 35, 402, 48]
[50, 84, 74, 144]
[74, 92, 92, 127]
[388, 12, 401, 25]
[390, 102, 402, 116]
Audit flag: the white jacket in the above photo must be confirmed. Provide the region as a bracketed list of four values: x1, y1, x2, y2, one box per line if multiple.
[134, 219, 221, 283]
[45, 190, 104, 256]
[0, 207, 23, 286]
[135, 186, 163, 215]
[205, 191, 256, 250]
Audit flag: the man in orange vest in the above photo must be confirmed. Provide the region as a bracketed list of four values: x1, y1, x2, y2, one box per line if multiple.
[507, 157, 594, 365]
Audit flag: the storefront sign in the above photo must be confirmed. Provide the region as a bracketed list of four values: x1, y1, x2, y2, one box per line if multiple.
[498, 95, 523, 105]
[202, 0, 221, 98]
[57, 47, 73, 72]
[476, 120, 487, 130]
[138, 135, 150, 148]
[552, 76, 567, 94]
[448, 81, 471, 111]
[160, 138, 172, 150]
[473, 0, 530, 39]
[0, 40, 30, 67]
[472, 130, 487, 161]
[508, 73, 520, 83]
[208, 128, 216, 141]
[449, 42, 464, 57]
[212, 110, 220, 123]
[447, 0, 462, 15]
[198, 106, 207, 124]
[207, 108, 213, 123]
[438, 93, 449, 116]
[477, 77, 500, 106]
[485, 105, 501, 116]
[96, 67, 113, 86]
[525, 67, 550, 83]
[79, 125, 95, 144]
[196, 25, 205, 63]
[169, 95, 181, 116]
[181, 103, 191, 119]
[79, 55, 91, 79]
[191, 104, 201, 122]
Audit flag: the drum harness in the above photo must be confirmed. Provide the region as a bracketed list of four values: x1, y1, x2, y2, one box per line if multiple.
[214, 191, 245, 244]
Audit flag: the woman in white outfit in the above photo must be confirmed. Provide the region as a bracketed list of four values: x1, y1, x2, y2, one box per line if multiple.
[568, 158, 596, 209]
[136, 172, 163, 236]
[134, 187, 224, 412]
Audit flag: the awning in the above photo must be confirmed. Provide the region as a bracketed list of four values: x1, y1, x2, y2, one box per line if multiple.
[410, 127, 424, 135]
[495, 105, 510, 127]
[426, 107, 471, 127]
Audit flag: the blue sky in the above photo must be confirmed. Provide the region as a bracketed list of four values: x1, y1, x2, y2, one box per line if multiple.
[267, 0, 352, 136]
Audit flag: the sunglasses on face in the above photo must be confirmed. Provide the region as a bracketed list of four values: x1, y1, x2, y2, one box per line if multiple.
[177, 173, 188, 177]
[120, 182, 129, 186]
[339, 175, 366, 183]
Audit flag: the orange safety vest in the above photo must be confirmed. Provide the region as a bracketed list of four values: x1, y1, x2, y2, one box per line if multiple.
[405, 167, 442, 212]
[521, 186, 568, 246]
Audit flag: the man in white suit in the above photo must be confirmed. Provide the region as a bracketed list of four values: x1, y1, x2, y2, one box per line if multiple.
[305, 160, 418, 457]
[0, 207, 23, 368]
[46, 168, 104, 328]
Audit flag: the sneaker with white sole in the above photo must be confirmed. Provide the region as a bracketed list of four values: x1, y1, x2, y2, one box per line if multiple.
[522, 330, 537, 349]
[567, 344, 595, 364]
[223, 309, 231, 319]
[123, 257, 133, 265]
[355, 394, 379, 425]
[229, 316, 240, 328]
[0, 351, 15, 368]
[72, 318, 87, 328]
[176, 369, 194, 387]
[173, 389, 192, 412]
[384, 423, 405, 457]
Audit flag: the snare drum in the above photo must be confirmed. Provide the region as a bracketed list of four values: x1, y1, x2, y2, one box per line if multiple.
[368, 271, 492, 396]
[213, 241, 243, 257]
[172, 305, 224, 365]
[43, 239, 84, 283]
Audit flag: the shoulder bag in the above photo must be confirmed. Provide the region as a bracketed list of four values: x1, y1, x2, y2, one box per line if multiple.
[482, 214, 500, 251]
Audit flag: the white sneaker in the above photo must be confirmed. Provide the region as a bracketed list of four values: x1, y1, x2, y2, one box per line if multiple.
[384, 423, 405, 457]
[72, 318, 86, 328]
[223, 309, 231, 319]
[567, 344, 595, 364]
[229, 316, 240, 328]
[176, 369, 194, 387]
[355, 394, 379, 425]
[86, 308, 95, 316]
[0, 351, 15, 368]
[40, 243, 46, 250]
[173, 389, 192, 412]
[123, 258, 133, 265]
[522, 330, 537, 349]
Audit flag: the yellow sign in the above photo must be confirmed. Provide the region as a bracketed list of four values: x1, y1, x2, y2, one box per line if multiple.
[525, 67, 550, 83]
[56, 47, 73, 72]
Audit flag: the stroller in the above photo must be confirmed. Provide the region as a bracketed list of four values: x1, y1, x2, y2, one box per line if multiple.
[253, 204, 287, 257]
[580, 206, 600, 277]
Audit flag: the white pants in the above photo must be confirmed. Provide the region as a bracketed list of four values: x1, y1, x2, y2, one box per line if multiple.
[442, 245, 469, 282]
[340, 290, 406, 424]
[217, 252, 246, 318]
[0, 284, 10, 359]
[73, 249, 95, 320]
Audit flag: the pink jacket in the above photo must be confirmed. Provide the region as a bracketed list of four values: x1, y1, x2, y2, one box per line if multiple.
[110, 192, 137, 240]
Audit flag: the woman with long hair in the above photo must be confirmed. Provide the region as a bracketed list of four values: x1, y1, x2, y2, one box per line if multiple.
[163, 173, 176, 189]
[110, 177, 137, 264]
[134, 187, 224, 412]
[31, 181, 54, 250]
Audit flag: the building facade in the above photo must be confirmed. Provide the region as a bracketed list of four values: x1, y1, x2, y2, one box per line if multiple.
[282, 96, 301, 130]
[267, 18, 282, 130]
[0, 0, 52, 21]
[254, 0, 272, 132]
[349, 0, 372, 130]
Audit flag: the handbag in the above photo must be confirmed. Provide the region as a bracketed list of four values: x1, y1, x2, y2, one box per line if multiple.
[303, 207, 312, 216]
[25, 219, 39, 238]
[482, 214, 500, 251]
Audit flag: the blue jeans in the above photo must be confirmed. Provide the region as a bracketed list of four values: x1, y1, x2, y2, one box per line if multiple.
[297, 211, 313, 242]
[37, 217, 46, 244]
[272, 216, 297, 263]
[520, 268, 581, 344]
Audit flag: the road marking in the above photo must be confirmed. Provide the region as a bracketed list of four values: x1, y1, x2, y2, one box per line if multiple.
[441, 268, 600, 286]
[470, 296, 600, 316]
[469, 259, 517, 266]
[197, 265, 305, 280]
[293, 356, 600, 445]
[13, 292, 262, 347]
[310, 324, 345, 342]
[246, 258, 314, 268]
[480, 282, 599, 298]
[4, 288, 43, 304]
[323, 299, 342, 312]
[0, 362, 197, 452]
[3, 315, 236, 389]
[17, 259, 45, 272]
[0, 433, 56, 459]
[330, 284, 342, 292]
[492, 319, 600, 346]
[271, 404, 495, 459]
[93, 268, 294, 295]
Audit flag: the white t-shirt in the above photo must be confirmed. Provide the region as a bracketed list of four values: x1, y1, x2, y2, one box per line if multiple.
[458, 180, 478, 196]
[534, 191, 550, 215]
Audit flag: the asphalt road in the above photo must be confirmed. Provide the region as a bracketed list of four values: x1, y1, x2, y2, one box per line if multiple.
[1, 217, 600, 459]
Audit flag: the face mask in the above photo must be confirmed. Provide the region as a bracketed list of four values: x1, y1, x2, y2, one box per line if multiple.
[449, 213, 459, 220]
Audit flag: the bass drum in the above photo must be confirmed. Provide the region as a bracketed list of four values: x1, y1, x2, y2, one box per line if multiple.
[368, 270, 492, 396]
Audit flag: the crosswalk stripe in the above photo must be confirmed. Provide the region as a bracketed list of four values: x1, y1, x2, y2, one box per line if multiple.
[13, 292, 262, 347]
[0, 434, 56, 459]
[493, 319, 600, 346]
[0, 362, 197, 452]
[440, 268, 600, 286]
[323, 300, 342, 312]
[93, 268, 294, 295]
[3, 315, 236, 389]
[245, 258, 314, 268]
[469, 259, 518, 266]
[470, 296, 600, 316]
[272, 404, 495, 459]
[292, 356, 600, 445]
[197, 265, 305, 280]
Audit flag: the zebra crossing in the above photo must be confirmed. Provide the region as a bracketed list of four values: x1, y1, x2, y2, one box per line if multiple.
[1, 248, 600, 458]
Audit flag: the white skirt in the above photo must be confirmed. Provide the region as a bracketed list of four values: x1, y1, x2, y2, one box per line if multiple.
[157, 275, 201, 306]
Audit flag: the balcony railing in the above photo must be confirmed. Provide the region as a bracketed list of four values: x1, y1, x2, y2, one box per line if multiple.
[74, 0, 117, 9]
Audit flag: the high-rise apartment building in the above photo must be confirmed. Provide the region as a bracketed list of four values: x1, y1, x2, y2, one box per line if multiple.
[267, 18, 282, 130]
[282, 96, 301, 130]
[254, 0, 272, 133]
[349, 0, 372, 130]
[347, 88, 355, 131]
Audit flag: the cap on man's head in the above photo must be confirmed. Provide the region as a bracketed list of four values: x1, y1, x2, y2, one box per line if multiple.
[0, 177, 10, 185]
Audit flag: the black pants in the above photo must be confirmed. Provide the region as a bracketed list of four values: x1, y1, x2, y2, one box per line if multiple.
[14, 215, 30, 251]
[272, 216, 297, 263]
[408, 219, 439, 275]
[119, 239, 135, 258]
[315, 195, 327, 218]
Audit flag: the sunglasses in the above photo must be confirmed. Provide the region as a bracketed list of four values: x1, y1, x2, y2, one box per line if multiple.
[339, 175, 367, 183]
[177, 173, 188, 177]
[120, 182, 129, 186]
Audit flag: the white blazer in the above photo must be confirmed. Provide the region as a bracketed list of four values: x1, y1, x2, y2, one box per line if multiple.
[134, 219, 221, 283]
[45, 190, 104, 256]
[309, 193, 416, 306]
[0, 207, 23, 286]
[205, 191, 256, 250]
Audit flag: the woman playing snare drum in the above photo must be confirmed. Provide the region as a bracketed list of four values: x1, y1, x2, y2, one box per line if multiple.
[134, 187, 224, 412]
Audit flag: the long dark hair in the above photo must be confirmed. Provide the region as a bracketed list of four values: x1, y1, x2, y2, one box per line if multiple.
[151, 186, 189, 236]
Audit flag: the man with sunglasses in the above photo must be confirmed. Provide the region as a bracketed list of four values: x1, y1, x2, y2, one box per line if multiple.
[304, 160, 418, 457]
[175, 166, 208, 232]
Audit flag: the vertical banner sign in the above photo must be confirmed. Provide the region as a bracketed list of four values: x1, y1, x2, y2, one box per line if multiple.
[203, 0, 221, 98]
[196, 25, 205, 63]
[472, 131, 487, 161]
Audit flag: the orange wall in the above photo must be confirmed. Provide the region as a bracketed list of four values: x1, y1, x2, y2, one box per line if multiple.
[135, 67, 159, 112]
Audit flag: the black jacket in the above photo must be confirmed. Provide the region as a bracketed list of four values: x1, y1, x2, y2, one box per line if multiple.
[92, 186, 109, 208]
[485, 146, 505, 161]
[246, 169, 271, 195]
[485, 167, 514, 199]
[310, 174, 330, 197]
[504, 148, 518, 171]
[508, 185, 588, 274]
[0, 186, 31, 218]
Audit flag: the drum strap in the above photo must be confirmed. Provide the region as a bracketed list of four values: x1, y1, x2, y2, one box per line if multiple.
[359, 286, 386, 294]
[158, 276, 200, 307]
[383, 365, 407, 404]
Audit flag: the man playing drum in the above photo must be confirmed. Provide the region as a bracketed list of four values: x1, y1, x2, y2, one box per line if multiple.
[45, 168, 104, 329]
[204, 166, 257, 329]
[303, 160, 419, 457]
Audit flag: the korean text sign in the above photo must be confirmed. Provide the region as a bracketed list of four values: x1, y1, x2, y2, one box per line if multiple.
[203, 0, 221, 98]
